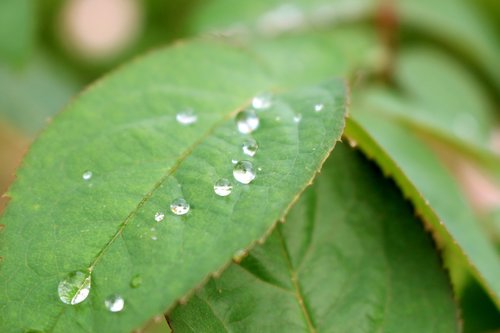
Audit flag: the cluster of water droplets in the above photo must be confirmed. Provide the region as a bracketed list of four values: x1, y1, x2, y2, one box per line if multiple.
[63, 92, 328, 310]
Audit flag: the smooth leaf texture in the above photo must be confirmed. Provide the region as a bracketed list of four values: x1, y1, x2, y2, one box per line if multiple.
[0, 0, 34, 65]
[345, 116, 500, 308]
[168, 144, 459, 333]
[0, 40, 347, 333]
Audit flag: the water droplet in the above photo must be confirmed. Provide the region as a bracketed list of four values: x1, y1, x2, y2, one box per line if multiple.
[231, 159, 238, 164]
[170, 198, 190, 215]
[82, 171, 92, 181]
[258, 167, 262, 171]
[275, 116, 281, 122]
[314, 104, 324, 112]
[154, 212, 165, 222]
[293, 114, 302, 123]
[105, 294, 125, 312]
[233, 161, 256, 184]
[151, 235, 157, 241]
[236, 109, 259, 134]
[232, 249, 248, 263]
[176, 109, 197, 125]
[214, 178, 233, 197]
[242, 138, 259, 157]
[58, 270, 91, 305]
[130, 275, 142, 288]
[252, 92, 272, 110]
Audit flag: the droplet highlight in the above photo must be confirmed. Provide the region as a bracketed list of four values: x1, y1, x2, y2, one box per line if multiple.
[252, 92, 272, 110]
[170, 198, 190, 215]
[214, 178, 233, 197]
[314, 103, 324, 112]
[176, 109, 197, 125]
[242, 138, 259, 157]
[154, 212, 165, 222]
[233, 161, 256, 184]
[236, 109, 259, 134]
[105, 294, 125, 312]
[82, 171, 92, 181]
[58, 270, 91, 305]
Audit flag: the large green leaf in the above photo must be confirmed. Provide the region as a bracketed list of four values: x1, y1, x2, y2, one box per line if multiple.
[168, 144, 459, 333]
[0, 0, 34, 65]
[0, 39, 347, 333]
[345, 116, 500, 308]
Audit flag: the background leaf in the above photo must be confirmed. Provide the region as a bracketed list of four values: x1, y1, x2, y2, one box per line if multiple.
[345, 116, 500, 308]
[0, 40, 347, 333]
[169, 144, 460, 333]
[0, 0, 34, 65]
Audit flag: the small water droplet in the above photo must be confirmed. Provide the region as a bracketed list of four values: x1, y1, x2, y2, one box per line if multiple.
[232, 159, 238, 164]
[242, 138, 259, 157]
[258, 167, 262, 171]
[214, 178, 233, 197]
[105, 294, 125, 312]
[151, 235, 157, 241]
[314, 103, 324, 112]
[58, 270, 91, 305]
[154, 212, 164, 222]
[236, 109, 259, 134]
[82, 171, 92, 181]
[233, 161, 256, 184]
[252, 92, 272, 110]
[170, 198, 190, 215]
[232, 249, 248, 263]
[176, 109, 197, 125]
[293, 114, 302, 123]
[130, 275, 142, 288]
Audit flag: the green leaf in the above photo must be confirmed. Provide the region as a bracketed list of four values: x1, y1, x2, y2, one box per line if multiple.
[168, 144, 460, 333]
[189, 0, 375, 36]
[394, 47, 495, 147]
[0, 40, 347, 333]
[0, 54, 81, 136]
[0, 0, 34, 65]
[345, 116, 500, 309]
[398, 0, 500, 90]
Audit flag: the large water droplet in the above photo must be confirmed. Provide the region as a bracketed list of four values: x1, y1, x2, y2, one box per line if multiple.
[82, 171, 92, 181]
[252, 92, 272, 110]
[236, 109, 259, 134]
[105, 294, 125, 312]
[233, 161, 256, 184]
[170, 198, 190, 215]
[58, 270, 91, 305]
[242, 138, 259, 157]
[214, 178, 233, 197]
[176, 109, 197, 125]
[130, 275, 142, 288]
[314, 103, 324, 112]
[154, 212, 165, 222]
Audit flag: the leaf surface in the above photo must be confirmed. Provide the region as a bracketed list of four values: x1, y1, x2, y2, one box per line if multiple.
[168, 144, 460, 333]
[0, 40, 347, 333]
[345, 115, 500, 309]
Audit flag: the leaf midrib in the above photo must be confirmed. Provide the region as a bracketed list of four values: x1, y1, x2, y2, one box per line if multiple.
[47, 97, 254, 332]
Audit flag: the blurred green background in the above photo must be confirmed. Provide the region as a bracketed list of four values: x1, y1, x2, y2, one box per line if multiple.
[0, 0, 499, 331]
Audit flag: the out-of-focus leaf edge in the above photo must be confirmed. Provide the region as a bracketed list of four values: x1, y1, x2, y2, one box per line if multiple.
[344, 117, 500, 310]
